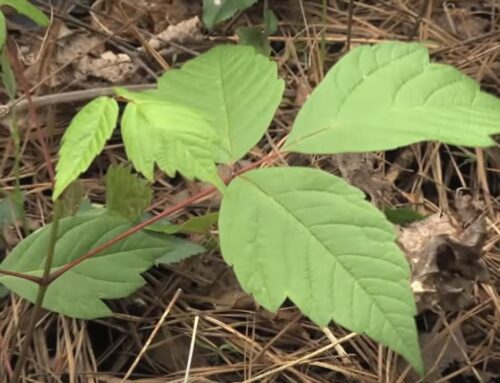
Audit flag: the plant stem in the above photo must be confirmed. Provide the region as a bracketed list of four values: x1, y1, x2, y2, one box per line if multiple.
[1, 151, 283, 290]
[0, 84, 156, 118]
[346, 0, 354, 51]
[48, 151, 282, 283]
[0, 269, 42, 284]
[10, 200, 63, 383]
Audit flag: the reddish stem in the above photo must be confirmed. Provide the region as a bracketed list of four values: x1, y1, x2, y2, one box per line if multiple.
[0, 151, 282, 285]
[0, 269, 42, 284]
[47, 150, 282, 283]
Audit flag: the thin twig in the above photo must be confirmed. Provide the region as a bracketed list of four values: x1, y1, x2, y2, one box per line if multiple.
[243, 332, 357, 383]
[6, 43, 55, 183]
[346, 0, 355, 50]
[183, 315, 200, 383]
[120, 289, 182, 382]
[408, 0, 432, 41]
[10, 200, 64, 382]
[0, 84, 156, 118]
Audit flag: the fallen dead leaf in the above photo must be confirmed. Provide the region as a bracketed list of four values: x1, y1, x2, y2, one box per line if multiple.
[398, 192, 490, 313]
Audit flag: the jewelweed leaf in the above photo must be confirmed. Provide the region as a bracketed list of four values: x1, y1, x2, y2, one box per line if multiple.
[0, 209, 198, 319]
[203, 0, 258, 29]
[0, 0, 49, 27]
[148, 212, 219, 234]
[54, 97, 118, 200]
[118, 94, 224, 191]
[219, 167, 423, 374]
[105, 164, 152, 221]
[284, 42, 500, 154]
[148, 45, 284, 163]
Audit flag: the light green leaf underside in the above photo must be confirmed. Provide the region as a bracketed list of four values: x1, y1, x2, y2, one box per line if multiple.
[203, 0, 258, 29]
[54, 97, 118, 200]
[284, 42, 500, 154]
[0, 209, 197, 319]
[105, 164, 152, 221]
[219, 167, 423, 374]
[0, 0, 49, 26]
[119, 95, 224, 191]
[147, 45, 284, 163]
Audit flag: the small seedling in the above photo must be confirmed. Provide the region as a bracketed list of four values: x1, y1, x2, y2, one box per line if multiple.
[2, 41, 500, 378]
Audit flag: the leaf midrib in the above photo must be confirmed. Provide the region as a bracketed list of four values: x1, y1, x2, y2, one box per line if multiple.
[242, 175, 414, 352]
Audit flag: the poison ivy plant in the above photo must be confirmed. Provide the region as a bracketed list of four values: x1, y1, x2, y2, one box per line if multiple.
[117, 90, 225, 191]
[147, 45, 284, 163]
[219, 167, 423, 374]
[105, 164, 152, 221]
[0, 208, 200, 319]
[284, 42, 500, 153]
[203, 0, 259, 29]
[54, 97, 118, 200]
[0, 0, 49, 27]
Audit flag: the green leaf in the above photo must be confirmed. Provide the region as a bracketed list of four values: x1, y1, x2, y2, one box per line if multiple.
[203, 0, 259, 29]
[54, 97, 118, 200]
[0, 12, 6, 51]
[219, 167, 423, 374]
[237, 26, 270, 56]
[384, 207, 426, 225]
[264, 8, 278, 34]
[0, 284, 8, 299]
[0, 48, 16, 99]
[118, 91, 224, 191]
[147, 45, 284, 163]
[148, 212, 219, 234]
[284, 42, 500, 154]
[0, 209, 197, 319]
[0, 191, 23, 229]
[105, 164, 152, 221]
[60, 181, 86, 218]
[156, 236, 205, 265]
[0, 0, 49, 26]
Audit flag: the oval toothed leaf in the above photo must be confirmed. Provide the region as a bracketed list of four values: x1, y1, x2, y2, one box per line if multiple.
[54, 97, 118, 200]
[284, 42, 500, 154]
[219, 167, 423, 374]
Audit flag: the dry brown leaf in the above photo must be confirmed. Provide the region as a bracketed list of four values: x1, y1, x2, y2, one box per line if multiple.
[145, 16, 202, 51]
[398, 192, 490, 313]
